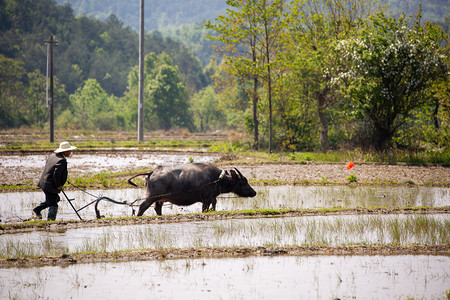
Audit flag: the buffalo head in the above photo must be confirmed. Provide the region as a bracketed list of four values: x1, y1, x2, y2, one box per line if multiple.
[228, 167, 256, 197]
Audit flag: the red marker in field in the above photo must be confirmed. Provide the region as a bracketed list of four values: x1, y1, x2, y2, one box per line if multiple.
[347, 161, 354, 170]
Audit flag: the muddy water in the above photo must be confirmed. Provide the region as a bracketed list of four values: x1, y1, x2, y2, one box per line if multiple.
[250, 185, 450, 209]
[1, 153, 218, 173]
[1, 255, 448, 299]
[1, 214, 448, 255]
[0, 152, 218, 185]
[1, 185, 449, 223]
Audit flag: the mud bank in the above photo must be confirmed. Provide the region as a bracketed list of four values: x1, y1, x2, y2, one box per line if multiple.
[2, 244, 449, 268]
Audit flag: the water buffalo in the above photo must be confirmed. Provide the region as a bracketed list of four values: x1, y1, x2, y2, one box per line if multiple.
[128, 163, 257, 216]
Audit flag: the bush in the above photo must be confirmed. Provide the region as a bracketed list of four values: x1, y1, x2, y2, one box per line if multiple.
[347, 175, 357, 183]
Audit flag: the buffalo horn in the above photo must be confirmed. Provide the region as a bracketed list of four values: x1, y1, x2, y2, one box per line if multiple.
[233, 167, 243, 179]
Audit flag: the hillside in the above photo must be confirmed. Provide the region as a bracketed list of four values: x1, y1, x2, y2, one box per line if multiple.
[0, 0, 208, 97]
[57, 0, 449, 33]
[57, 0, 227, 31]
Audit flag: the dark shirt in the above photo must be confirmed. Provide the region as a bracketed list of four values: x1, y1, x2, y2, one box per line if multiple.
[37, 153, 68, 194]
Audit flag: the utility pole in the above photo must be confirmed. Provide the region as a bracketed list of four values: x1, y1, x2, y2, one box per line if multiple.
[45, 35, 58, 143]
[137, 0, 144, 142]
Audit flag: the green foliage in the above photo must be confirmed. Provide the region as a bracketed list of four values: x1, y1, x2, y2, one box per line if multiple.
[57, 0, 227, 32]
[0, 55, 26, 128]
[1, 0, 449, 154]
[0, 0, 208, 98]
[0, 54, 67, 129]
[280, 0, 384, 151]
[347, 175, 357, 183]
[190, 86, 225, 131]
[68, 79, 109, 129]
[57, 0, 449, 34]
[25, 70, 50, 127]
[62, 79, 127, 130]
[125, 52, 193, 131]
[164, 21, 219, 67]
[207, 0, 286, 150]
[331, 8, 448, 150]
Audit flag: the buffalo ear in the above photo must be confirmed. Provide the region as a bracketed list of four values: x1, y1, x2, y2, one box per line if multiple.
[230, 169, 238, 179]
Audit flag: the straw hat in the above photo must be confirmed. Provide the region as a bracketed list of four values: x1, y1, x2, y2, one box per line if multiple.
[54, 141, 77, 153]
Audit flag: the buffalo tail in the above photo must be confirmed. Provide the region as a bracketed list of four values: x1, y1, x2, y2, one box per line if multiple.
[127, 171, 153, 187]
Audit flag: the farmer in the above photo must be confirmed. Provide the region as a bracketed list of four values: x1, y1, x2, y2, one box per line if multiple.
[33, 141, 77, 221]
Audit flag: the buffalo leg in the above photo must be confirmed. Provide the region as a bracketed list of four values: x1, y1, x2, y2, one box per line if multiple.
[137, 197, 156, 216]
[201, 197, 211, 213]
[154, 201, 163, 215]
[201, 197, 216, 212]
[211, 198, 217, 211]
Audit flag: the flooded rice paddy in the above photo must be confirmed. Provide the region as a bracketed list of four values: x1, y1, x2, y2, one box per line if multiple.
[1, 214, 449, 256]
[1, 152, 218, 174]
[1, 185, 449, 223]
[1, 152, 449, 299]
[0, 152, 218, 185]
[1, 255, 449, 299]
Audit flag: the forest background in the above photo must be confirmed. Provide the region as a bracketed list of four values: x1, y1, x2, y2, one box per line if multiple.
[0, 0, 448, 156]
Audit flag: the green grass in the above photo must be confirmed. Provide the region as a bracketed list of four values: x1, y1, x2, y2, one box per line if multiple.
[3, 133, 449, 164]
[10, 140, 213, 151]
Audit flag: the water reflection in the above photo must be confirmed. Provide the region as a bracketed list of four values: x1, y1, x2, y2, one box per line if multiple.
[252, 185, 450, 209]
[1, 255, 448, 299]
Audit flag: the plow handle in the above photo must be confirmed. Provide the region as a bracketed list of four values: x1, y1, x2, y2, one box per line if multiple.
[62, 190, 83, 220]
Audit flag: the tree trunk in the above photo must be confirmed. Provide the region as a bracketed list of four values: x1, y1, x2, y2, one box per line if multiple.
[432, 100, 440, 130]
[373, 124, 393, 151]
[268, 69, 272, 153]
[318, 109, 329, 151]
[317, 88, 329, 151]
[252, 76, 259, 150]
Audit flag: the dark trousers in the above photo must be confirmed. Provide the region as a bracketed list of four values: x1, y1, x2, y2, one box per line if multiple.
[34, 192, 60, 220]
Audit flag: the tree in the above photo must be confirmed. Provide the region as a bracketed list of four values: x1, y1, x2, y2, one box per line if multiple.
[256, 0, 285, 152]
[68, 78, 109, 129]
[148, 64, 191, 130]
[206, 0, 263, 150]
[190, 86, 224, 131]
[25, 70, 48, 127]
[0, 55, 26, 128]
[125, 52, 193, 131]
[284, 0, 382, 151]
[207, 0, 285, 151]
[0, 0, 208, 101]
[0, 55, 67, 129]
[331, 8, 448, 150]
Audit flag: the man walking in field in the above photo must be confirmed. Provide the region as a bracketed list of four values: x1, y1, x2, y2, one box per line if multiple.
[33, 141, 77, 221]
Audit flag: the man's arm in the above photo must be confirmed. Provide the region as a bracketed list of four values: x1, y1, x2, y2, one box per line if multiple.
[52, 158, 68, 190]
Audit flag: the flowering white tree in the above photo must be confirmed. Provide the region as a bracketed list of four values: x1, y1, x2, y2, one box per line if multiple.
[331, 8, 448, 149]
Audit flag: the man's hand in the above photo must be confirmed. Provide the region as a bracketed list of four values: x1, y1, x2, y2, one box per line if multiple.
[57, 186, 63, 191]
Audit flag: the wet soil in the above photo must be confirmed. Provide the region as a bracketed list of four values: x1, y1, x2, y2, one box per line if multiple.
[2, 245, 449, 268]
[222, 161, 450, 186]
[1, 151, 449, 188]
